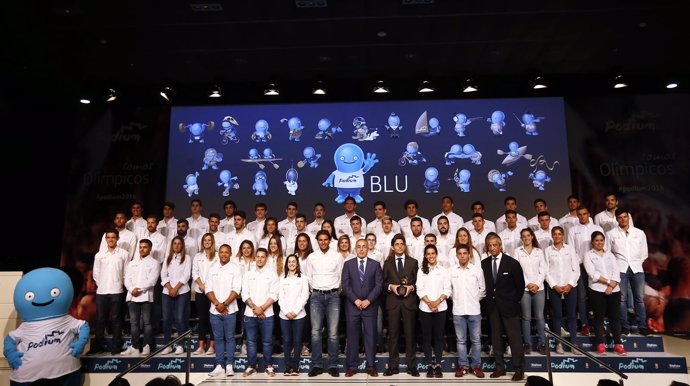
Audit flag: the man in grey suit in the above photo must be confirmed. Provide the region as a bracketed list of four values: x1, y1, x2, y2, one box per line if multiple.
[342, 239, 383, 377]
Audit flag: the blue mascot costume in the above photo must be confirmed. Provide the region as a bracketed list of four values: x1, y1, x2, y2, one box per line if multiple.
[4, 268, 90, 386]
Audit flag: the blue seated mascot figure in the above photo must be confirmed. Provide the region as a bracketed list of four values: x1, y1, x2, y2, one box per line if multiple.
[4, 268, 90, 386]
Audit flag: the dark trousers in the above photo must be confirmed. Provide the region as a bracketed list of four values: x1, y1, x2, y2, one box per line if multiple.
[345, 311, 377, 370]
[195, 291, 213, 344]
[387, 305, 417, 369]
[281, 317, 306, 369]
[10, 369, 81, 386]
[590, 290, 622, 345]
[549, 287, 578, 340]
[488, 306, 524, 371]
[95, 293, 123, 351]
[420, 310, 446, 365]
[128, 301, 152, 349]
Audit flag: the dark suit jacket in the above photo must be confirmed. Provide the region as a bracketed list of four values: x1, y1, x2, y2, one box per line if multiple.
[342, 257, 383, 317]
[481, 253, 525, 318]
[382, 255, 419, 311]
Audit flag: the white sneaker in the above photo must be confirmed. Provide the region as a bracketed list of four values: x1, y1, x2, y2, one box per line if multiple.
[266, 366, 276, 377]
[193, 346, 205, 355]
[161, 346, 173, 355]
[555, 343, 565, 354]
[226, 365, 235, 376]
[141, 345, 151, 356]
[561, 327, 570, 337]
[120, 346, 137, 356]
[206, 346, 216, 355]
[174, 345, 184, 355]
[243, 367, 256, 377]
[209, 364, 225, 377]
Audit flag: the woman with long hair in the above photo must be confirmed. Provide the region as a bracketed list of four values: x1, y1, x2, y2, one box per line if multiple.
[278, 254, 310, 376]
[294, 233, 314, 261]
[515, 228, 547, 355]
[584, 231, 626, 356]
[259, 217, 286, 254]
[544, 226, 579, 354]
[448, 227, 482, 267]
[161, 236, 192, 354]
[267, 236, 285, 277]
[192, 233, 218, 355]
[416, 244, 451, 378]
[235, 240, 256, 276]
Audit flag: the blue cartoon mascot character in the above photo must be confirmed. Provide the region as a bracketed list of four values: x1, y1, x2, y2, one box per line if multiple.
[4, 268, 89, 386]
[323, 143, 378, 203]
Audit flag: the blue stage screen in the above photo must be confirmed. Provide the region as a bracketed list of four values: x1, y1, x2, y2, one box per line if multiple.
[166, 97, 571, 220]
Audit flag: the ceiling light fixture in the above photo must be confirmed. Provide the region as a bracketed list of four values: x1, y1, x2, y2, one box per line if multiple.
[264, 83, 280, 96]
[105, 88, 117, 102]
[666, 82, 678, 89]
[612, 75, 628, 89]
[373, 80, 389, 94]
[312, 81, 327, 95]
[418, 80, 434, 93]
[79, 98, 91, 104]
[462, 78, 478, 93]
[208, 85, 222, 98]
[531, 76, 548, 89]
[160, 86, 173, 101]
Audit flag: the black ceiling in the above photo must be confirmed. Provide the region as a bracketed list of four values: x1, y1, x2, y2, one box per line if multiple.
[5, 0, 689, 101]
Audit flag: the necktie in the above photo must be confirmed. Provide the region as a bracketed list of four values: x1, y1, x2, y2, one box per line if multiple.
[359, 259, 365, 282]
[492, 257, 498, 282]
[397, 257, 403, 276]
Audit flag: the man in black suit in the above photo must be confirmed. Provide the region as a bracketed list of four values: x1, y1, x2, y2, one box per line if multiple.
[342, 239, 383, 377]
[481, 233, 526, 381]
[382, 234, 420, 377]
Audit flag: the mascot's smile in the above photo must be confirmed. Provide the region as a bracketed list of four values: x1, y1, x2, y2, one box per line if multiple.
[31, 299, 54, 307]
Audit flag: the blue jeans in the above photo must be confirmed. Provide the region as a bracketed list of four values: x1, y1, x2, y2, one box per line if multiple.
[127, 301, 152, 349]
[210, 312, 237, 366]
[245, 315, 274, 367]
[162, 292, 190, 343]
[453, 314, 481, 369]
[549, 286, 578, 340]
[619, 267, 646, 329]
[281, 317, 306, 368]
[309, 291, 340, 369]
[521, 290, 546, 346]
[578, 265, 590, 326]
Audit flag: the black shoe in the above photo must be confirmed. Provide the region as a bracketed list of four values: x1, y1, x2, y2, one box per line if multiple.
[639, 328, 651, 336]
[328, 368, 339, 377]
[308, 367, 323, 377]
[407, 368, 420, 377]
[383, 368, 399, 376]
[86, 347, 104, 356]
[621, 328, 630, 336]
[284, 366, 292, 376]
[426, 365, 434, 378]
[523, 343, 531, 354]
[538, 343, 547, 355]
[434, 366, 443, 378]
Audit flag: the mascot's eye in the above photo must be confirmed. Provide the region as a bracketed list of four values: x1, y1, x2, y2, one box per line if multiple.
[50, 288, 61, 298]
[353, 156, 359, 161]
[340, 156, 345, 161]
[24, 292, 35, 301]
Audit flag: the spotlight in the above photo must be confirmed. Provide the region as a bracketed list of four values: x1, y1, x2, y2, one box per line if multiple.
[79, 98, 91, 104]
[418, 80, 434, 93]
[105, 88, 117, 102]
[531, 76, 548, 89]
[312, 81, 327, 95]
[612, 75, 628, 89]
[462, 78, 478, 93]
[160, 86, 173, 101]
[666, 82, 678, 89]
[264, 83, 280, 96]
[208, 85, 222, 98]
[373, 80, 389, 94]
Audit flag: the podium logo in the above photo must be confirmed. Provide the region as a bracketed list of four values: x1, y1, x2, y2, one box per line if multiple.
[233, 358, 249, 371]
[27, 330, 64, 351]
[552, 358, 578, 370]
[94, 359, 122, 371]
[619, 358, 647, 370]
[481, 362, 496, 371]
[158, 358, 184, 371]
